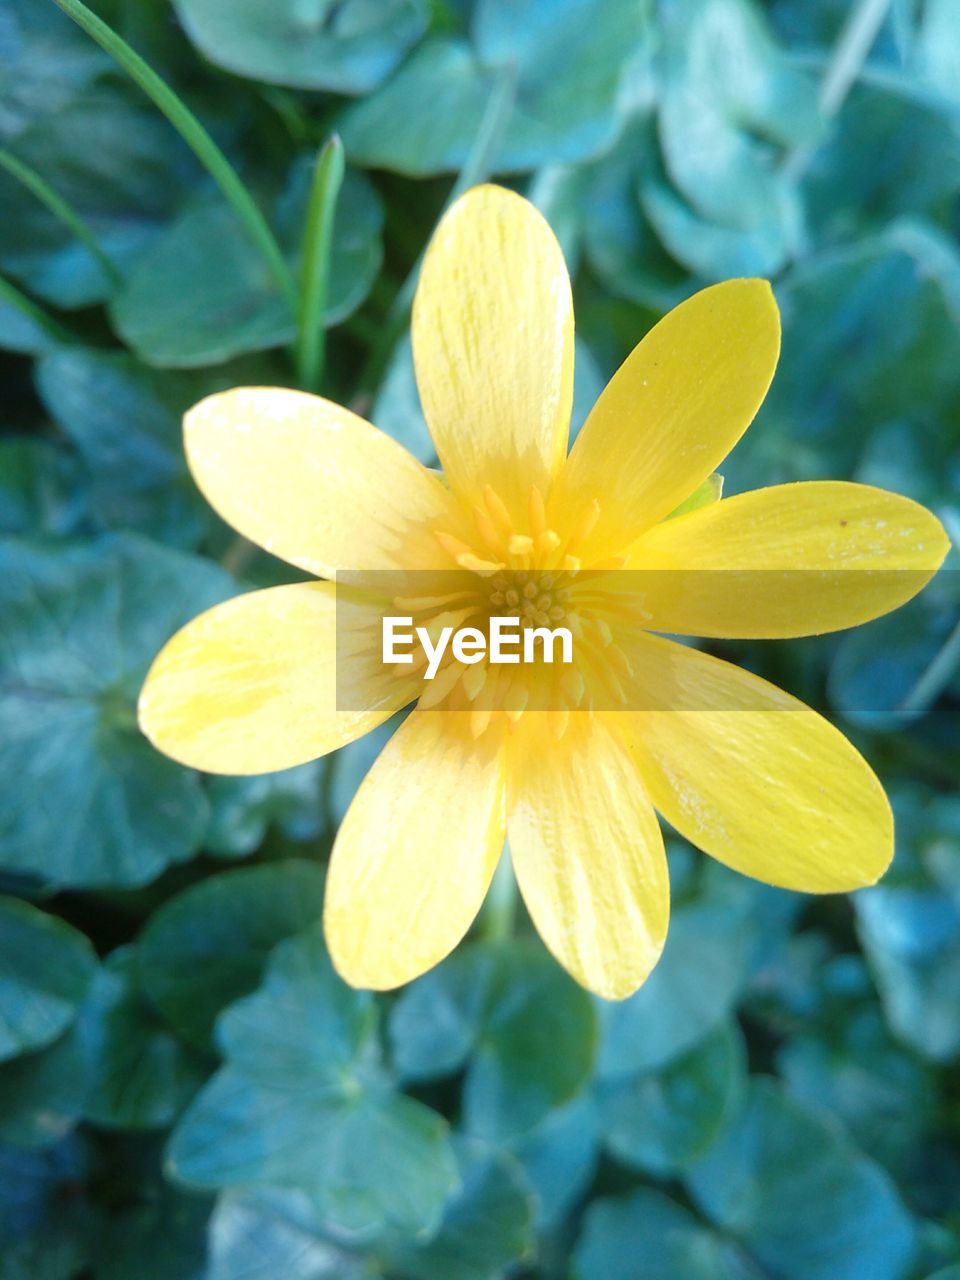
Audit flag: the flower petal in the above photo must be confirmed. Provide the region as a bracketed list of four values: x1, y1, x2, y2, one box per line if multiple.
[554, 279, 780, 559]
[325, 710, 506, 990]
[412, 184, 574, 519]
[620, 634, 893, 892]
[627, 481, 950, 637]
[139, 583, 411, 774]
[507, 714, 669, 1000]
[185, 387, 465, 576]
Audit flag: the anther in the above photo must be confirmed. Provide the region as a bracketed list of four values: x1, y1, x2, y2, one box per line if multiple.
[508, 534, 535, 556]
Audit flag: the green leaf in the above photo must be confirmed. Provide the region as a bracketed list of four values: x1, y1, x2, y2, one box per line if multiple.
[0, 440, 88, 537]
[597, 901, 750, 1078]
[580, 124, 690, 312]
[111, 164, 383, 368]
[94, 1188, 210, 1280]
[744, 231, 960, 493]
[207, 1139, 534, 1280]
[137, 860, 327, 1051]
[572, 1187, 744, 1280]
[598, 1022, 745, 1175]
[856, 882, 960, 1063]
[390, 940, 598, 1142]
[0, 83, 197, 308]
[805, 86, 960, 244]
[0, 534, 232, 889]
[340, 0, 645, 175]
[173, 0, 429, 93]
[664, 473, 724, 522]
[0, 1137, 93, 1280]
[778, 1006, 937, 1174]
[208, 1189, 366, 1280]
[204, 763, 327, 858]
[510, 1094, 599, 1231]
[0, 0, 107, 141]
[0, 896, 97, 1060]
[0, 1026, 87, 1150]
[327, 716, 399, 827]
[167, 926, 458, 1241]
[384, 1138, 535, 1280]
[686, 1079, 916, 1280]
[641, 172, 794, 278]
[76, 947, 209, 1130]
[34, 349, 211, 545]
[654, 0, 818, 274]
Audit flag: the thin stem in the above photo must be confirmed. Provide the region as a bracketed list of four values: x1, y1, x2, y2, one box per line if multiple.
[899, 616, 960, 719]
[818, 0, 894, 116]
[899, 510, 960, 717]
[0, 274, 77, 344]
[296, 135, 345, 392]
[51, 0, 296, 308]
[482, 853, 518, 943]
[357, 63, 517, 395]
[783, 0, 893, 181]
[0, 147, 121, 286]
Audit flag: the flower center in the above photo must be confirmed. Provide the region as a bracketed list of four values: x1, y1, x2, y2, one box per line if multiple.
[388, 483, 633, 738]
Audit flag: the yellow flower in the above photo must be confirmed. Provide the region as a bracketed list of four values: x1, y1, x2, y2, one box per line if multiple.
[139, 184, 949, 1000]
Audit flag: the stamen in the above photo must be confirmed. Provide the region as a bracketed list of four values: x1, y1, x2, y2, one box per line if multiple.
[472, 505, 503, 551]
[434, 530, 474, 562]
[392, 591, 473, 611]
[462, 662, 487, 701]
[560, 666, 585, 707]
[567, 498, 601, 551]
[607, 643, 634, 678]
[483, 484, 513, 532]
[456, 553, 505, 575]
[418, 660, 463, 709]
[528, 485, 547, 536]
[549, 707, 570, 741]
[506, 683, 529, 722]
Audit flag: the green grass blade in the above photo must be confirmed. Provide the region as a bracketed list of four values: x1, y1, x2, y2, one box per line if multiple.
[0, 146, 121, 287]
[296, 135, 345, 392]
[0, 274, 77, 345]
[51, 0, 296, 308]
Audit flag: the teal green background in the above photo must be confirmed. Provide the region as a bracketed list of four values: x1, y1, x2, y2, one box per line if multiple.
[1, 1, 959, 1276]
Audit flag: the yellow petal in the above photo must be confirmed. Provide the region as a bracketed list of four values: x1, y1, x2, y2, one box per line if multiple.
[627, 481, 950, 637]
[507, 714, 669, 1000]
[139, 583, 412, 775]
[620, 634, 893, 892]
[185, 387, 465, 576]
[412, 184, 574, 520]
[325, 710, 506, 990]
[554, 279, 780, 560]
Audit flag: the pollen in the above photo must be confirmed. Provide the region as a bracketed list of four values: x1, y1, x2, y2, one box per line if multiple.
[411, 484, 630, 732]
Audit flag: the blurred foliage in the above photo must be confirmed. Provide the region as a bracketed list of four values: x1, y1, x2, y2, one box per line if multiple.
[0, 0, 959, 1276]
